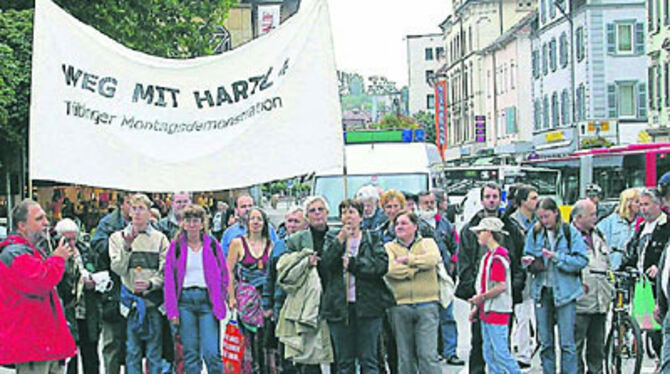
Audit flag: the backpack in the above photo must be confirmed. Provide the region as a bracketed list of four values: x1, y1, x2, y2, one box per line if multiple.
[533, 223, 572, 250]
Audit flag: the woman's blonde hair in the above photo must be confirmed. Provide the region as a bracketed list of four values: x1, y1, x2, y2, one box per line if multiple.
[380, 189, 407, 208]
[617, 188, 640, 220]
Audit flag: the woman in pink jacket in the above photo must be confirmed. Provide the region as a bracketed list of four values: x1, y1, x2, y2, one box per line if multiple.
[164, 204, 229, 374]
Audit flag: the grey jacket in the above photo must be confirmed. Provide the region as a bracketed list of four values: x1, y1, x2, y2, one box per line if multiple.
[575, 228, 615, 314]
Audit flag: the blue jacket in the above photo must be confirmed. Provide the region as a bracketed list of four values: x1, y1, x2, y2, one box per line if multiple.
[597, 212, 636, 252]
[523, 223, 589, 307]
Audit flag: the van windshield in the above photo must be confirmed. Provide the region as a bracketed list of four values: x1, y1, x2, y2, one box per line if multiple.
[313, 173, 429, 219]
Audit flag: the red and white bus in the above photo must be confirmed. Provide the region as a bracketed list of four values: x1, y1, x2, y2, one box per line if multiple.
[524, 143, 670, 206]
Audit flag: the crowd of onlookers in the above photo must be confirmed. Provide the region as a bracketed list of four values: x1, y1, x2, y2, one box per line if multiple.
[6, 173, 670, 374]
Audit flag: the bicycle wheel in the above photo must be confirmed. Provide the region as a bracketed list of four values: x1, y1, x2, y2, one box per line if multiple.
[605, 314, 643, 374]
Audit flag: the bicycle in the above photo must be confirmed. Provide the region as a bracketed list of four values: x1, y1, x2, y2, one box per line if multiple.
[590, 267, 644, 374]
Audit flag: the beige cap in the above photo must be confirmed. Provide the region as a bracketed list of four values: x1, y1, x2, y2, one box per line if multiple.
[469, 217, 509, 235]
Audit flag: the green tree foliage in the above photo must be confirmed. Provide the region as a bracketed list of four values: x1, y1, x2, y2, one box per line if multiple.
[0, 8, 33, 152]
[370, 114, 418, 130]
[413, 111, 436, 143]
[54, 0, 236, 58]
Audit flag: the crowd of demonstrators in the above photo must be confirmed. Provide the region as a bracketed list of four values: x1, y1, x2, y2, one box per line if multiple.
[21, 176, 670, 374]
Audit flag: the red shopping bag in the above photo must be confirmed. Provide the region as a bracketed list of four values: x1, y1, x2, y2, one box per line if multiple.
[222, 318, 245, 374]
[174, 332, 185, 374]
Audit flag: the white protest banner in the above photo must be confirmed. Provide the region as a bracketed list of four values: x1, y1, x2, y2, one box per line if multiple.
[30, 0, 343, 192]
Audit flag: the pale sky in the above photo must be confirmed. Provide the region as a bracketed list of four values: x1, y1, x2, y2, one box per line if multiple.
[326, 0, 451, 87]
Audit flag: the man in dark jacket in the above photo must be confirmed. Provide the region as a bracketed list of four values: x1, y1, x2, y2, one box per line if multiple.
[455, 182, 525, 374]
[622, 187, 670, 357]
[91, 192, 131, 374]
[0, 199, 76, 371]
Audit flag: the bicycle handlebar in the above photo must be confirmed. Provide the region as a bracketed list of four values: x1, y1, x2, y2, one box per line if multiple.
[588, 267, 641, 279]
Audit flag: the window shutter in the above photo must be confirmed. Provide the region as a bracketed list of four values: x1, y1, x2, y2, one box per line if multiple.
[638, 82, 648, 118]
[607, 24, 616, 54]
[635, 23, 645, 55]
[549, 0, 556, 18]
[607, 84, 617, 118]
[560, 34, 568, 67]
[576, 28, 583, 61]
[505, 107, 517, 134]
[550, 39, 557, 71]
[542, 44, 548, 75]
[532, 51, 538, 78]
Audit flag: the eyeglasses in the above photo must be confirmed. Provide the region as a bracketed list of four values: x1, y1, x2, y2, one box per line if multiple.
[308, 207, 325, 214]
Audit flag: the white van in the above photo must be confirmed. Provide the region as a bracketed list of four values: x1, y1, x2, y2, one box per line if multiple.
[312, 141, 443, 221]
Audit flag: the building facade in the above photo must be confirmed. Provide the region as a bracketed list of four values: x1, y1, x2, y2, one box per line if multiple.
[406, 33, 445, 115]
[482, 12, 538, 159]
[531, 0, 647, 156]
[438, 0, 536, 161]
[647, 0, 670, 140]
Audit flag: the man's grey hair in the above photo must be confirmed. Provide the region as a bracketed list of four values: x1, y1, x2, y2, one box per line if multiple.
[286, 205, 304, 216]
[571, 199, 594, 220]
[641, 187, 663, 206]
[55, 218, 79, 235]
[11, 199, 38, 231]
[355, 185, 380, 203]
[303, 196, 330, 213]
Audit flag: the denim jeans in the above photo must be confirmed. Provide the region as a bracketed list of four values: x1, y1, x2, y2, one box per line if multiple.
[439, 303, 458, 357]
[178, 288, 222, 374]
[535, 288, 578, 374]
[481, 322, 521, 374]
[389, 302, 441, 374]
[329, 303, 382, 374]
[126, 306, 163, 374]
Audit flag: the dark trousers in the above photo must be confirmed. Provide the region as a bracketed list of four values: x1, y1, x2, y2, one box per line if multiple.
[68, 319, 101, 374]
[380, 312, 397, 374]
[469, 318, 485, 374]
[575, 313, 606, 374]
[329, 304, 382, 374]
